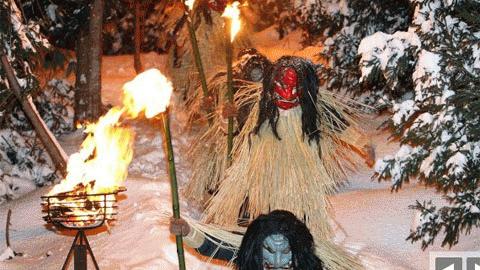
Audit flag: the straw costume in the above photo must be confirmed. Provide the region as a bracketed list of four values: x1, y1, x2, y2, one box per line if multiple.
[187, 56, 373, 269]
[185, 49, 272, 202]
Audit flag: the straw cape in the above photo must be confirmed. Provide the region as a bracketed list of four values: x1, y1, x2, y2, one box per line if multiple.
[185, 49, 272, 201]
[184, 55, 373, 269]
[185, 75, 261, 202]
[186, 89, 369, 269]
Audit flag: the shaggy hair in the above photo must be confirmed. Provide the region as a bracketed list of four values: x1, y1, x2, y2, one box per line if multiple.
[234, 210, 324, 270]
[235, 48, 272, 82]
[254, 56, 320, 143]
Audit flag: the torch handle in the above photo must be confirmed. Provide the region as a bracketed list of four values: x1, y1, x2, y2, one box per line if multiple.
[225, 18, 234, 163]
[186, 15, 213, 125]
[162, 113, 186, 270]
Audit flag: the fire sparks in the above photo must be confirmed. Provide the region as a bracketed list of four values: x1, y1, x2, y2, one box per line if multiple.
[222, 1, 242, 42]
[45, 68, 173, 227]
[185, 0, 195, 11]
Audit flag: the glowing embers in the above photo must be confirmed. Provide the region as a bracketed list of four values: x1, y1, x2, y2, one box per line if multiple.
[43, 106, 133, 228]
[41, 188, 125, 229]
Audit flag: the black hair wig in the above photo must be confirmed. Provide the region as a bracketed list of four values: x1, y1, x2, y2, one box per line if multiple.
[234, 210, 324, 270]
[254, 56, 320, 143]
[234, 48, 272, 82]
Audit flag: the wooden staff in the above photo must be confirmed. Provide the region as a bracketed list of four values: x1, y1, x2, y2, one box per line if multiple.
[183, 1, 212, 125]
[161, 111, 186, 270]
[225, 17, 234, 163]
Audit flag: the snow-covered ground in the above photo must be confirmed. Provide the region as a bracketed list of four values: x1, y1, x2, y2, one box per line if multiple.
[1, 28, 479, 270]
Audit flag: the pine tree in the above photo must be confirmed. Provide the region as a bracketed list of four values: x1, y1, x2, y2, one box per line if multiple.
[359, 0, 480, 249]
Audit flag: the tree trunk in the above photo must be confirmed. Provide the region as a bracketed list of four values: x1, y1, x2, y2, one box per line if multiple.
[134, 0, 143, 74]
[74, 26, 90, 123]
[86, 0, 104, 121]
[0, 53, 68, 175]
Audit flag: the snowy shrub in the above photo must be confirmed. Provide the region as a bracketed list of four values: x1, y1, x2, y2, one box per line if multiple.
[1, 1, 66, 204]
[0, 129, 56, 191]
[8, 79, 75, 135]
[370, 0, 480, 249]
[1, 78, 74, 203]
[357, 32, 420, 108]
[20, 0, 160, 55]
[20, 0, 90, 49]
[0, 0, 48, 110]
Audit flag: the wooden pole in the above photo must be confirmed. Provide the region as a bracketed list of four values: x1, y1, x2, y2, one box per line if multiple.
[183, 2, 212, 125]
[225, 18, 234, 163]
[0, 52, 68, 175]
[161, 111, 186, 270]
[134, 0, 144, 74]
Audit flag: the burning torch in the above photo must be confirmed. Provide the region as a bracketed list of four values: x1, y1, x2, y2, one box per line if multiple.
[222, 1, 241, 163]
[123, 69, 187, 270]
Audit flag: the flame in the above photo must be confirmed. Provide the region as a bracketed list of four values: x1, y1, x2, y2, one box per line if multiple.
[185, 0, 195, 11]
[123, 69, 173, 119]
[46, 69, 173, 226]
[222, 1, 241, 42]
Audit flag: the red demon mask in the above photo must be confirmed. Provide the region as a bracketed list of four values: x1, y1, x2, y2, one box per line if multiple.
[208, 0, 228, 12]
[273, 67, 300, 110]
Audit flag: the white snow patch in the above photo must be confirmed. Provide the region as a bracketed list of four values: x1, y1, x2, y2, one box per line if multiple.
[413, 50, 442, 102]
[393, 100, 418, 125]
[420, 146, 445, 177]
[374, 158, 390, 174]
[413, 50, 441, 82]
[358, 31, 420, 82]
[47, 4, 58, 22]
[0, 247, 15, 262]
[470, 205, 480, 214]
[79, 74, 87, 84]
[446, 152, 467, 175]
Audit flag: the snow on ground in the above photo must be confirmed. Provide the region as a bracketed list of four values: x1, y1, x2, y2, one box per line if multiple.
[1, 28, 480, 270]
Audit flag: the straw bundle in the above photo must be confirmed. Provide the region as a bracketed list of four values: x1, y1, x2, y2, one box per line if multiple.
[185, 79, 262, 202]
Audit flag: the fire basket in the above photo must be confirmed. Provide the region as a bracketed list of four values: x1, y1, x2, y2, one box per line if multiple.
[41, 187, 126, 270]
